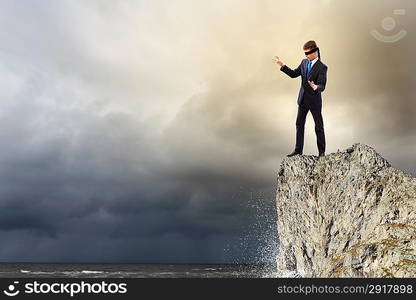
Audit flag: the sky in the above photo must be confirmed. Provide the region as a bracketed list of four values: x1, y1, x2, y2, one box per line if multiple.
[0, 0, 415, 263]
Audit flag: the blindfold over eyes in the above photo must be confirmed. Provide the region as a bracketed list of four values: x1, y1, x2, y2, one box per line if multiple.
[304, 47, 319, 55]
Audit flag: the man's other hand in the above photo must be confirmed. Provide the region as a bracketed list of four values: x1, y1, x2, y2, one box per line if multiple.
[308, 80, 318, 91]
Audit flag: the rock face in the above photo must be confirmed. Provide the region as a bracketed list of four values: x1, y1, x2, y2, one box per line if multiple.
[275, 143, 416, 277]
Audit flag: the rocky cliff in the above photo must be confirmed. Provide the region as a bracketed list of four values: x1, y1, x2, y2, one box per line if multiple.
[275, 143, 416, 277]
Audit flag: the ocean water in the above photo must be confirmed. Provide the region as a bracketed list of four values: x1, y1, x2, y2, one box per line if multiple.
[0, 263, 277, 278]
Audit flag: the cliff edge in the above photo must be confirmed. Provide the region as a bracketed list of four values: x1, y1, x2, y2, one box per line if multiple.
[275, 143, 416, 277]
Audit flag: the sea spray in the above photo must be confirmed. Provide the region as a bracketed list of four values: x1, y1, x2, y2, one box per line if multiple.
[223, 186, 279, 278]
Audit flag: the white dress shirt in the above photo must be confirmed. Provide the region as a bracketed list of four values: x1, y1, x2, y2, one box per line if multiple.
[309, 56, 319, 69]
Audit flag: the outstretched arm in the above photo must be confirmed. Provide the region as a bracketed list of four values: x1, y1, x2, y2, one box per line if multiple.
[273, 56, 302, 78]
[280, 61, 302, 78]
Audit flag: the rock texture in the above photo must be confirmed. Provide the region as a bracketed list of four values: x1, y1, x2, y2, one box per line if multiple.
[275, 143, 416, 277]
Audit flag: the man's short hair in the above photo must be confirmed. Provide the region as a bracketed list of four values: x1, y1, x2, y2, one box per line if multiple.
[303, 40, 317, 50]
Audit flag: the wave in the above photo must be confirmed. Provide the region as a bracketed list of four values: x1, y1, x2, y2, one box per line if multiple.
[81, 270, 105, 274]
[20, 269, 106, 276]
[20, 270, 58, 275]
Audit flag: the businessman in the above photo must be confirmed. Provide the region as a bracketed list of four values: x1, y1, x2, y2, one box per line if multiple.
[273, 40, 328, 158]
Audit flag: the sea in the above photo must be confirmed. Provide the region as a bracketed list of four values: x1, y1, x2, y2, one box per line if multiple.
[0, 263, 278, 278]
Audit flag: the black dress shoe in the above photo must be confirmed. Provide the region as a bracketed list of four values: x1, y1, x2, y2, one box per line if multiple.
[287, 150, 302, 157]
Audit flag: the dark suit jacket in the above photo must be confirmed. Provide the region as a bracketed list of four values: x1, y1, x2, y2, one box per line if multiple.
[280, 58, 328, 110]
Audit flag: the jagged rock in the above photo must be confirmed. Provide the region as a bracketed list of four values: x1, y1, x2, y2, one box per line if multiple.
[275, 143, 416, 277]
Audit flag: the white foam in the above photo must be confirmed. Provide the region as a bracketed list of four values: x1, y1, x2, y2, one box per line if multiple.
[81, 270, 104, 274]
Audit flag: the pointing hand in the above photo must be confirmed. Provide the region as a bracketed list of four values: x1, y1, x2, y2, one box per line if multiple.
[273, 56, 284, 67]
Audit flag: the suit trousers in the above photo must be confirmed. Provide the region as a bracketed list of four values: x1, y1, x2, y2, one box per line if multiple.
[295, 104, 326, 154]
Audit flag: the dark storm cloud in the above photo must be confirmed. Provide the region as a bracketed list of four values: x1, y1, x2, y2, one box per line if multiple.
[0, 73, 262, 262]
[0, 92, 255, 262]
[0, 0, 414, 264]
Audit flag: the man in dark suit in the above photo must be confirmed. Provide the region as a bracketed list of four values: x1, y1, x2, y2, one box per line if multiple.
[273, 40, 328, 158]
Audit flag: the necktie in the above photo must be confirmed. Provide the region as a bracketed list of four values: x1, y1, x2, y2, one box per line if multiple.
[307, 61, 312, 74]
